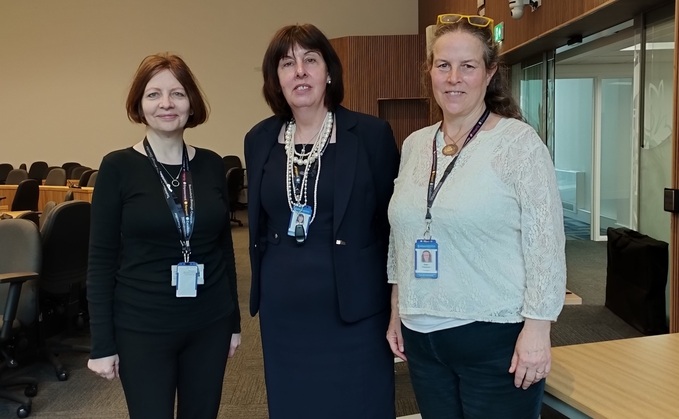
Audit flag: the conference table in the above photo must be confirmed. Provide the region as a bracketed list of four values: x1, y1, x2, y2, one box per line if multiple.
[544, 333, 679, 418]
[0, 185, 93, 212]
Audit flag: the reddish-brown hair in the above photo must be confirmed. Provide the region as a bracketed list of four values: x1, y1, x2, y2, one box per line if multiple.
[126, 53, 209, 128]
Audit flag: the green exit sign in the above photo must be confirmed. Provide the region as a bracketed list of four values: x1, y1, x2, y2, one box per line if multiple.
[494, 22, 504, 43]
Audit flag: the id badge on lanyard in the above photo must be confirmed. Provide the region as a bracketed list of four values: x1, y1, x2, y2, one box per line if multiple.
[414, 239, 439, 279]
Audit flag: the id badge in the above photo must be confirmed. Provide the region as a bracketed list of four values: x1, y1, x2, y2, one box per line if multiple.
[287, 205, 312, 239]
[414, 239, 438, 279]
[171, 262, 199, 297]
[172, 263, 204, 285]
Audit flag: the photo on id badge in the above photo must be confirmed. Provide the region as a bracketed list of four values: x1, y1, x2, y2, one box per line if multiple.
[287, 205, 311, 238]
[415, 239, 438, 278]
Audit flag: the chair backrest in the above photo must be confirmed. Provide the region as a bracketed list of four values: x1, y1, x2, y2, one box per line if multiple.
[86, 170, 98, 187]
[226, 167, 245, 206]
[11, 179, 39, 211]
[61, 162, 81, 179]
[40, 201, 91, 295]
[77, 169, 96, 188]
[16, 211, 40, 227]
[28, 161, 49, 181]
[19, 163, 27, 170]
[44, 168, 67, 186]
[0, 219, 41, 327]
[5, 169, 28, 185]
[0, 163, 13, 184]
[70, 166, 91, 181]
[63, 190, 74, 202]
[223, 155, 243, 173]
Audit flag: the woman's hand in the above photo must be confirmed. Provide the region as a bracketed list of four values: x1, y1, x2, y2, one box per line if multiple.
[509, 319, 551, 389]
[88, 354, 119, 380]
[228, 333, 242, 358]
[386, 285, 406, 361]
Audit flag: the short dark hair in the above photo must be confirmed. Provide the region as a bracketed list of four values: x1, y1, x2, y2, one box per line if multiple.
[261, 24, 344, 119]
[126, 53, 209, 128]
[426, 21, 523, 120]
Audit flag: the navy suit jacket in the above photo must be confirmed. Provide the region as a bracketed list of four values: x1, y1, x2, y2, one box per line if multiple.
[244, 106, 399, 323]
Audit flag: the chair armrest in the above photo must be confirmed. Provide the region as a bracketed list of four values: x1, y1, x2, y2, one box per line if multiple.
[0, 272, 39, 284]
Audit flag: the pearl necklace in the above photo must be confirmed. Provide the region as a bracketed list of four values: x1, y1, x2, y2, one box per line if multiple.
[284, 112, 334, 166]
[284, 111, 334, 225]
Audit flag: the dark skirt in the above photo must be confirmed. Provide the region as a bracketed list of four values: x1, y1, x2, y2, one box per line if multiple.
[259, 229, 395, 419]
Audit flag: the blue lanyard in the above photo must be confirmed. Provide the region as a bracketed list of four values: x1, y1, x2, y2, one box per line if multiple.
[143, 138, 196, 262]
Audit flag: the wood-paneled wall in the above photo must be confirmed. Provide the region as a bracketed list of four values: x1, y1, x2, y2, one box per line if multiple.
[331, 35, 433, 148]
[418, 0, 670, 63]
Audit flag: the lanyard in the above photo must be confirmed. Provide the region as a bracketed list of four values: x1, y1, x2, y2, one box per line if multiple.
[425, 108, 490, 234]
[143, 138, 196, 262]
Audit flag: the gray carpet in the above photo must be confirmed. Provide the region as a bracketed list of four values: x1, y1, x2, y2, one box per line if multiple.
[0, 222, 644, 418]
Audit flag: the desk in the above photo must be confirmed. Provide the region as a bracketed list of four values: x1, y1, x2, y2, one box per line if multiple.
[545, 333, 679, 418]
[0, 185, 93, 212]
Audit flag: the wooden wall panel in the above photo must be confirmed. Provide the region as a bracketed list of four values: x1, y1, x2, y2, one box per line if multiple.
[331, 34, 433, 146]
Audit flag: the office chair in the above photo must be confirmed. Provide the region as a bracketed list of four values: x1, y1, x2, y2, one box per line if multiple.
[18, 164, 26, 171]
[43, 168, 67, 187]
[222, 155, 243, 173]
[39, 201, 91, 381]
[86, 171, 98, 187]
[226, 167, 245, 226]
[4, 170, 28, 186]
[26, 162, 48, 183]
[0, 164, 13, 185]
[76, 169, 95, 188]
[14, 212, 40, 228]
[69, 167, 90, 183]
[10, 180, 39, 212]
[0, 219, 41, 418]
[60, 163, 80, 180]
[63, 190, 74, 202]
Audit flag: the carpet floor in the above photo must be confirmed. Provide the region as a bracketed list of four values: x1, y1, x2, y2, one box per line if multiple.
[0, 215, 647, 418]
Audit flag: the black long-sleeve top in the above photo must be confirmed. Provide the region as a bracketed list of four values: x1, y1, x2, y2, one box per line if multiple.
[87, 147, 240, 359]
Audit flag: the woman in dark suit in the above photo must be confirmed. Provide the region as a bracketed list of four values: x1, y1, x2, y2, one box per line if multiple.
[244, 23, 399, 418]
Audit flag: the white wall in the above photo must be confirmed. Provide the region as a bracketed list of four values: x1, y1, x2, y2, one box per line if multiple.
[0, 0, 417, 169]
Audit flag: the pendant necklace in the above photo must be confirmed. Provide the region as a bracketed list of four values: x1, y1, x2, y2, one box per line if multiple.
[159, 163, 182, 188]
[442, 111, 489, 156]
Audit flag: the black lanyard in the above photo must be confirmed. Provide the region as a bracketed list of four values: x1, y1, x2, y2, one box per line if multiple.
[425, 108, 491, 222]
[143, 138, 196, 262]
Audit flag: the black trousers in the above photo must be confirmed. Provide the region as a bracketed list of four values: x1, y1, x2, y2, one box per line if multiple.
[116, 314, 234, 419]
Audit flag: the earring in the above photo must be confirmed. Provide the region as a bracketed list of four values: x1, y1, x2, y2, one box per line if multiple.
[189, 110, 194, 116]
[326, 75, 332, 84]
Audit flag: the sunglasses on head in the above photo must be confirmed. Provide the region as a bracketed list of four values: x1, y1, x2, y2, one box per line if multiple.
[437, 14, 494, 31]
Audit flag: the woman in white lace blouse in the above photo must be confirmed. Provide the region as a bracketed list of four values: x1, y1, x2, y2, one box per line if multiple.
[386, 14, 566, 419]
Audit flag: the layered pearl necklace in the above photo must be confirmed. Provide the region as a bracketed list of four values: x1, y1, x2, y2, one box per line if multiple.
[284, 111, 334, 224]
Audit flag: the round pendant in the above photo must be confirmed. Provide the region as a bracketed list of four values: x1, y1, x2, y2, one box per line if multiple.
[442, 144, 459, 156]
[171, 179, 180, 187]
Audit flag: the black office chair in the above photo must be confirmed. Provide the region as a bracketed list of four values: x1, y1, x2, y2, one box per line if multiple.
[69, 167, 90, 183]
[63, 191, 74, 202]
[223, 155, 243, 173]
[43, 169, 66, 187]
[0, 219, 41, 418]
[18, 164, 26, 171]
[226, 167, 245, 226]
[11, 180, 39, 212]
[76, 169, 96, 188]
[60, 163, 80, 180]
[26, 162, 48, 183]
[4, 170, 28, 186]
[39, 201, 91, 381]
[0, 164, 13, 185]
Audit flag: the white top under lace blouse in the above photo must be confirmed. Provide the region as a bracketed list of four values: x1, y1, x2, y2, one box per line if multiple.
[387, 117, 566, 329]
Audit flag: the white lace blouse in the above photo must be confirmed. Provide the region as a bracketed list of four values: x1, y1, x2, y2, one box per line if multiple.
[387, 117, 566, 324]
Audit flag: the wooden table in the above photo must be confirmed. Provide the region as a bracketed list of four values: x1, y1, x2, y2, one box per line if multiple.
[0, 185, 93, 211]
[545, 333, 679, 418]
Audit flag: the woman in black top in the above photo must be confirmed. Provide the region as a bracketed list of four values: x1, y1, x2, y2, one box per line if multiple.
[87, 53, 241, 419]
